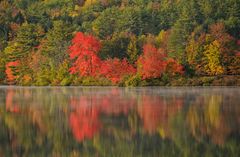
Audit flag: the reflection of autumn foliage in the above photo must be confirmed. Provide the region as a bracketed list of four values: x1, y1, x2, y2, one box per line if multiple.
[99, 89, 136, 115]
[68, 89, 185, 142]
[186, 95, 239, 146]
[2, 87, 240, 156]
[69, 98, 101, 142]
[5, 88, 48, 134]
[138, 95, 183, 135]
[69, 89, 137, 142]
[5, 89, 20, 113]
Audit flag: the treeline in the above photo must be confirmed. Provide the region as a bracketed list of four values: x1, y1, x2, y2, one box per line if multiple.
[0, 0, 240, 86]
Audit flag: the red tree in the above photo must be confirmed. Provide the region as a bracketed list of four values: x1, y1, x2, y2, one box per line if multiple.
[69, 98, 101, 142]
[5, 61, 19, 83]
[138, 44, 183, 79]
[137, 44, 167, 79]
[100, 58, 136, 84]
[69, 32, 102, 77]
[237, 40, 240, 56]
[165, 58, 184, 76]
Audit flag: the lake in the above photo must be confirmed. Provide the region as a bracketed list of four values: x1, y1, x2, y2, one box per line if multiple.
[0, 86, 239, 157]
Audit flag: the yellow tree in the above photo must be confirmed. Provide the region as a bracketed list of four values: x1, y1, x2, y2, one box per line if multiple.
[203, 40, 224, 75]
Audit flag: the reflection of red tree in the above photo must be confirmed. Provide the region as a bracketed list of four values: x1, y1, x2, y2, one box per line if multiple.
[69, 90, 137, 142]
[6, 89, 20, 113]
[138, 96, 183, 135]
[69, 98, 101, 142]
[69, 90, 184, 141]
[5, 61, 19, 84]
[100, 94, 136, 115]
[103, 89, 136, 115]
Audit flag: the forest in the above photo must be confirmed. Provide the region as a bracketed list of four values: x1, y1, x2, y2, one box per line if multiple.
[0, 0, 240, 86]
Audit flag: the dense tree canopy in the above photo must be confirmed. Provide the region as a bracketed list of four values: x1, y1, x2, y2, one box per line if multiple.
[0, 0, 239, 86]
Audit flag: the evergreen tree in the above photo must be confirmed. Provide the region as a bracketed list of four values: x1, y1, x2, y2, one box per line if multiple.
[41, 20, 73, 66]
[0, 51, 6, 83]
[4, 23, 43, 84]
[168, 0, 201, 64]
[127, 35, 138, 64]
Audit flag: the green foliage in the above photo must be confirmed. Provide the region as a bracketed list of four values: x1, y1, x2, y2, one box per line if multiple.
[5, 23, 43, 61]
[4, 23, 44, 84]
[41, 20, 72, 65]
[0, 0, 239, 86]
[127, 35, 139, 64]
[100, 33, 130, 59]
[0, 51, 6, 83]
[81, 77, 111, 86]
[92, 7, 120, 39]
[124, 74, 142, 87]
[168, 0, 200, 64]
[34, 65, 54, 86]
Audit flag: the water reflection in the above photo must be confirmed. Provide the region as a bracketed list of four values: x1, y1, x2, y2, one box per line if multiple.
[0, 87, 239, 156]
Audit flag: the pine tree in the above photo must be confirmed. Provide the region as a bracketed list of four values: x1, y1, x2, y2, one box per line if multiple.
[4, 23, 43, 84]
[127, 35, 138, 65]
[41, 20, 72, 66]
[168, 0, 201, 64]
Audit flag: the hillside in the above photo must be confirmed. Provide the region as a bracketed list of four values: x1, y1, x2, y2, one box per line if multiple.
[0, 0, 240, 86]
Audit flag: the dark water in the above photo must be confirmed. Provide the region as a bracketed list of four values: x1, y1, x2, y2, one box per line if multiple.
[0, 86, 239, 157]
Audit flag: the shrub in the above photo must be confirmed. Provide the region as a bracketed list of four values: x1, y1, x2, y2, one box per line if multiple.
[125, 74, 142, 87]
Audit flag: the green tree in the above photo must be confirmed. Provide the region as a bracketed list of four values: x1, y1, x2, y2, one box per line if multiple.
[0, 0, 14, 50]
[100, 32, 130, 59]
[0, 51, 6, 83]
[224, 0, 240, 38]
[127, 35, 138, 64]
[168, 0, 201, 64]
[41, 20, 72, 66]
[4, 23, 43, 84]
[92, 7, 120, 39]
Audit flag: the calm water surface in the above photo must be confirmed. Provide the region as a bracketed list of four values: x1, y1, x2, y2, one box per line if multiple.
[0, 86, 239, 157]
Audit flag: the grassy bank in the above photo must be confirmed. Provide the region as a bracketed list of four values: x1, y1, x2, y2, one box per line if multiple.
[120, 75, 240, 87]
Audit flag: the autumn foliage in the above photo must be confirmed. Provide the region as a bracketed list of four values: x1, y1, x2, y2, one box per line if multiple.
[100, 58, 136, 83]
[68, 33, 184, 83]
[5, 61, 19, 83]
[69, 98, 101, 142]
[165, 58, 184, 76]
[138, 95, 183, 135]
[68, 90, 136, 142]
[69, 32, 136, 83]
[1, 0, 240, 86]
[5, 89, 20, 113]
[69, 32, 102, 77]
[138, 44, 183, 79]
